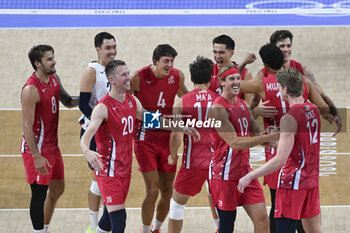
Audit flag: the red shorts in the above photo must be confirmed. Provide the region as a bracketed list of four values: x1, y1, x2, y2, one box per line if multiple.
[22, 149, 64, 185]
[134, 134, 176, 173]
[209, 178, 265, 211]
[174, 167, 208, 196]
[274, 186, 320, 220]
[96, 175, 131, 205]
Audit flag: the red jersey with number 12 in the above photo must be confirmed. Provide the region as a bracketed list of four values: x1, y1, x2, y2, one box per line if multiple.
[278, 101, 320, 190]
[21, 73, 60, 154]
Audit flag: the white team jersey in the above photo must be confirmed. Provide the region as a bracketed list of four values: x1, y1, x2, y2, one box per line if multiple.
[79, 62, 110, 130]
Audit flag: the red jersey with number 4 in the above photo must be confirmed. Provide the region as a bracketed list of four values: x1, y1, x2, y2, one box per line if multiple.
[134, 65, 180, 140]
[278, 101, 320, 190]
[95, 94, 137, 178]
[181, 88, 219, 170]
[209, 62, 247, 98]
[262, 69, 309, 188]
[21, 73, 60, 154]
[210, 96, 252, 181]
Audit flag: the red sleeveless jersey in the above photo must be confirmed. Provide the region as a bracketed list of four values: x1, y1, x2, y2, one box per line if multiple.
[262, 69, 309, 188]
[21, 73, 60, 154]
[209, 62, 247, 98]
[95, 94, 137, 178]
[210, 96, 252, 181]
[278, 101, 320, 190]
[181, 88, 219, 170]
[289, 59, 304, 75]
[134, 65, 180, 140]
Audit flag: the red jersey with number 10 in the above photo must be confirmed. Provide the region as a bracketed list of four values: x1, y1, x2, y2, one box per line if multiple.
[134, 65, 180, 140]
[95, 94, 137, 178]
[210, 96, 251, 181]
[278, 101, 320, 190]
[21, 73, 60, 154]
[181, 88, 219, 170]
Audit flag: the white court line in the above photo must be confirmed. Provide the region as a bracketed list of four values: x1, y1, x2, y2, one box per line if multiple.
[1, 205, 349, 211]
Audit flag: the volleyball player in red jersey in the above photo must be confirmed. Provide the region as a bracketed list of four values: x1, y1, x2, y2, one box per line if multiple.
[208, 66, 279, 233]
[81, 60, 199, 233]
[269, 30, 341, 135]
[210, 34, 254, 102]
[239, 43, 332, 233]
[167, 56, 219, 233]
[21, 45, 78, 233]
[239, 68, 323, 233]
[128, 44, 188, 233]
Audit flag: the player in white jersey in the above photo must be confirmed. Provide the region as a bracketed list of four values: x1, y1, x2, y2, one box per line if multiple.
[79, 32, 117, 233]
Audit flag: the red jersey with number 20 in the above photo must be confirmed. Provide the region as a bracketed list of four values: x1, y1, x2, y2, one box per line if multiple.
[278, 101, 320, 190]
[181, 88, 219, 170]
[21, 73, 60, 154]
[95, 94, 137, 178]
[210, 96, 251, 181]
[134, 65, 180, 140]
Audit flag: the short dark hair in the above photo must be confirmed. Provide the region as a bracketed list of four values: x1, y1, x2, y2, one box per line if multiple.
[259, 43, 284, 70]
[94, 32, 115, 48]
[152, 44, 178, 61]
[189, 56, 213, 84]
[28, 45, 54, 70]
[212, 34, 235, 50]
[105, 60, 126, 78]
[276, 68, 303, 97]
[270, 30, 293, 45]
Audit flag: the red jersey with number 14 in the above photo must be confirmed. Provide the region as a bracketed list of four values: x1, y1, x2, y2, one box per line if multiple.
[134, 65, 180, 140]
[181, 88, 219, 170]
[95, 94, 137, 178]
[21, 73, 60, 154]
[278, 101, 320, 190]
[210, 96, 251, 181]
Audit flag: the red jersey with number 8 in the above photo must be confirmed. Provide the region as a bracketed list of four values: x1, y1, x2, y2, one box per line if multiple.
[21, 73, 60, 154]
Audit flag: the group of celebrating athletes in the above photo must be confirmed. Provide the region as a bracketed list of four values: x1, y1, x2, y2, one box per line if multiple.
[20, 30, 342, 233]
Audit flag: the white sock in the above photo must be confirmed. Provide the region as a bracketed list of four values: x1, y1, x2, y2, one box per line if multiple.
[142, 224, 151, 233]
[44, 224, 49, 233]
[89, 209, 99, 230]
[214, 218, 220, 229]
[153, 219, 163, 231]
[96, 226, 110, 233]
[33, 230, 44, 233]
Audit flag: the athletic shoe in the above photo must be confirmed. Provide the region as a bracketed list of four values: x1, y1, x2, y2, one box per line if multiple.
[215, 230, 219, 233]
[85, 224, 96, 233]
[151, 230, 161, 233]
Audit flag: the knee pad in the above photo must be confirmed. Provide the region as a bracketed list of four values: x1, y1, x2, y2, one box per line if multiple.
[169, 198, 185, 220]
[90, 181, 101, 196]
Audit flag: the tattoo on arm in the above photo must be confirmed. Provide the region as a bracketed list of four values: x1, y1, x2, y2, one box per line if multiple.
[250, 118, 261, 135]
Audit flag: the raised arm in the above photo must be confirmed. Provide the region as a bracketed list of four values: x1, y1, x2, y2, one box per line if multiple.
[176, 70, 188, 97]
[55, 73, 79, 108]
[238, 113, 296, 192]
[80, 103, 107, 171]
[303, 66, 342, 135]
[21, 85, 51, 175]
[209, 103, 277, 150]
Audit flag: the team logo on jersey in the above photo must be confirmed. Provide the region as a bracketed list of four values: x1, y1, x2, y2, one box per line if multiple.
[240, 103, 246, 110]
[52, 78, 57, 87]
[168, 76, 175, 84]
[143, 110, 161, 129]
[128, 100, 133, 108]
[304, 105, 310, 111]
